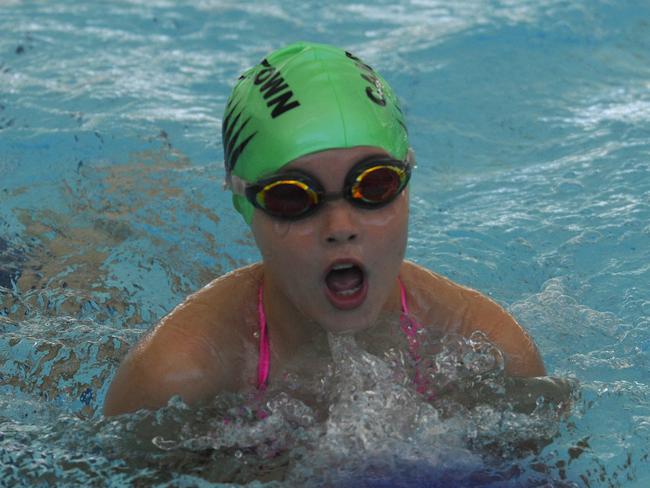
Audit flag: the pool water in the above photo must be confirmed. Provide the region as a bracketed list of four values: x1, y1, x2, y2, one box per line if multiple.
[1, 0, 649, 486]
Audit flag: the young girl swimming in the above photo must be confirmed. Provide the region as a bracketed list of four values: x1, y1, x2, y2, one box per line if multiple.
[103, 42, 545, 417]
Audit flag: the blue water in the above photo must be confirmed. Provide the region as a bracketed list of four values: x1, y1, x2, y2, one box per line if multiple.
[1, 0, 649, 486]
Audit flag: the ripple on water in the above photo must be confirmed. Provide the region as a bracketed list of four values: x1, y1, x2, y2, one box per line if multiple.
[1, 319, 579, 486]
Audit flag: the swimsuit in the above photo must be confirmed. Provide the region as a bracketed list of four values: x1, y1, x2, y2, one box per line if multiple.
[256, 279, 429, 395]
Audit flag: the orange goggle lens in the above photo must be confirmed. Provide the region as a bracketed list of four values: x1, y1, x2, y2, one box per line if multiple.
[256, 179, 320, 216]
[351, 165, 406, 203]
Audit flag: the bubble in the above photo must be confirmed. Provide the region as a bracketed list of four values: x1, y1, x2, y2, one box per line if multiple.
[1, 312, 576, 486]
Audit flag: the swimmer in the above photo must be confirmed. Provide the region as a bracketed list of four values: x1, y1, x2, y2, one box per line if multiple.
[103, 42, 546, 417]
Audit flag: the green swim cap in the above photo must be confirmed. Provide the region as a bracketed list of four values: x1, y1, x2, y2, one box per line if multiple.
[222, 41, 409, 224]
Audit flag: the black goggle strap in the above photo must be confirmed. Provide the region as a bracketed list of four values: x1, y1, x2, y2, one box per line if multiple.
[248, 162, 409, 209]
[233, 151, 415, 210]
[224, 147, 415, 194]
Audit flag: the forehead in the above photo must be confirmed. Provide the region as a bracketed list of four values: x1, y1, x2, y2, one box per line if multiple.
[283, 146, 391, 175]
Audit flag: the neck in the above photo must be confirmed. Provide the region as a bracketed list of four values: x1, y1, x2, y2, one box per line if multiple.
[260, 268, 404, 358]
[261, 272, 328, 358]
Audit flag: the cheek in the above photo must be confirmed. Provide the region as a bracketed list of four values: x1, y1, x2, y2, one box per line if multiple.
[252, 214, 315, 265]
[364, 194, 409, 246]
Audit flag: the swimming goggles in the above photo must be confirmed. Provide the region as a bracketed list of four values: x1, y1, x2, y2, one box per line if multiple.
[228, 153, 413, 220]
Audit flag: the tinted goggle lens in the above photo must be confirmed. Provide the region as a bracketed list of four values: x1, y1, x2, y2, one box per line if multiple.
[351, 165, 405, 203]
[256, 180, 319, 216]
[248, 161, 410, 219]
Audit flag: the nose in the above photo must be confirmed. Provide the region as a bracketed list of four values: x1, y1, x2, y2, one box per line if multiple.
[321, 200, 359, 244]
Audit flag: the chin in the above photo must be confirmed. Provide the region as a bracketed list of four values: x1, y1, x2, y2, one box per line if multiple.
[318, 308, 377, 335]
[321, 324, 363, 335]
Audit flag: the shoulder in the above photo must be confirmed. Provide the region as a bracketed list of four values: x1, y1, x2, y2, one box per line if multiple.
[400, 259, 511, 324]
[150, 262, 263, 359]
[400, 259, 478, 295]
[399, 260, 546, 377]
[103, 263, 264, 416]
[399, 260, 481, 322]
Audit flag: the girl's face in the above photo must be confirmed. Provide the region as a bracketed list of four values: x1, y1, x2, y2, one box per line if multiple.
[251, 146, 409, 334]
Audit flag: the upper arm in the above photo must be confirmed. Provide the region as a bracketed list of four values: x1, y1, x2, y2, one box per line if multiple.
[103, 266, 260, 417]
[103, 308, 242, 416]
[403, 262, 545, 378]
[102, 332, 226, 416]
[103, 342, 170, 416]
[459, 288, 546, 377]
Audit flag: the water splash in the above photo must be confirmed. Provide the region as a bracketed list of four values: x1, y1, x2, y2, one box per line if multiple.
[0, 315, 577, 486]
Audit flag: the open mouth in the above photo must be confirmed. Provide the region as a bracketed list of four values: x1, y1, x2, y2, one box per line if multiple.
[324, 261, 368, 310]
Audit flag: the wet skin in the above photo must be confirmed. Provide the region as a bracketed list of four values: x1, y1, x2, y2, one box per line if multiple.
[250, 146, 409, 339]
[103, 146, 546, 417]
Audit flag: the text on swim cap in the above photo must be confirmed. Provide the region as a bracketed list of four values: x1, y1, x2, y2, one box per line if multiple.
[345, 51, 386, 107]
[254, 60, 301, 119]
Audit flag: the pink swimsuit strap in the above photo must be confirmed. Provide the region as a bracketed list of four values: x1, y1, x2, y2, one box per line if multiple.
[398, 277, 429, 395]
[257, 283, 270, 390]
[256, 278, 425, 390]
